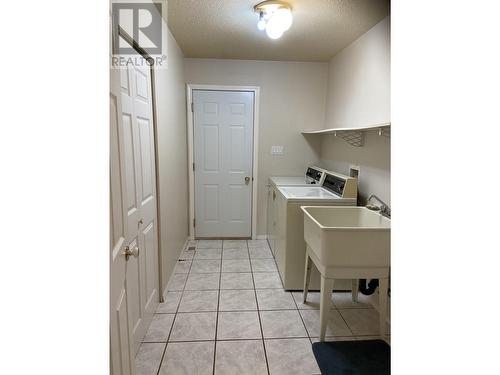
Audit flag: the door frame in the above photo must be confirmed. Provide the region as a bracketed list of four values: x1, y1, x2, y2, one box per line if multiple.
[186, 84, 260, 240]
[117, 27, 164, 301]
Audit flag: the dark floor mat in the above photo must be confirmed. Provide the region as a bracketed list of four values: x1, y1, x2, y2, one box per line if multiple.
[312, 339, 390, 375]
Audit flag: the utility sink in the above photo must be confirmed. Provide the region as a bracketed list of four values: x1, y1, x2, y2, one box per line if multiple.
[301, 206, 390, 272]
[301, 206, 391, 341]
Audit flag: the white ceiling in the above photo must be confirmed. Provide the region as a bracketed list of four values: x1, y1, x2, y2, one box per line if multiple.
[167, 0, 389, 62]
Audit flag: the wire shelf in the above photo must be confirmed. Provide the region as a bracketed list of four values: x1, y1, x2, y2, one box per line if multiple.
[379, 127, 391, 138]
[301, 122, 390, 147]
[334, 130, 364, 147]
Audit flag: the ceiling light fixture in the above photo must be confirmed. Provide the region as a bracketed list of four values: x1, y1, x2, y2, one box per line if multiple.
[257, 12, 267, 30]
[254, 1, 293, 40]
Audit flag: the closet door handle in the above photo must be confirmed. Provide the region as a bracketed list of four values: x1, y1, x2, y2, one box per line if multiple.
[123, 246, 140, 261]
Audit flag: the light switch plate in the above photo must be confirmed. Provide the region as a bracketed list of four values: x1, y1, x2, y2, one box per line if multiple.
[271, 146, 284, 155]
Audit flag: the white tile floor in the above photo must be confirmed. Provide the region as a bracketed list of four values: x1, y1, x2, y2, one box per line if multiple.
[136, 239, 390, 375]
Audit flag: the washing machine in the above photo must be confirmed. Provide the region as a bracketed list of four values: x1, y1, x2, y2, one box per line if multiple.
[273, 172, 358, 290]
[267, 166, 325, 254]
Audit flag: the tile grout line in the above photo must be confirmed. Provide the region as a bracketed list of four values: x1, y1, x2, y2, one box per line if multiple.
[154, 243, 194, 375]
[291, 284, 314, 344]
[145, 336, 312, 344]
[295, 290, 356, 342]
[248, 240, 271, 375]
[336, 305, 356, 337]
[271, 252, 287, 291]
[152, 241, 378, 373]
[211, 242, 224, 375]
[293, 290, 377, 341]
[150, 240, 278, 374]
[156, 307, 345, 314]
[273, 253, 319, 375]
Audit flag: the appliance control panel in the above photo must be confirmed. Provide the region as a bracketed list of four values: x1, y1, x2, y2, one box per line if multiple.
[322, 173, 346, 197]
[305, 167, 323, 184]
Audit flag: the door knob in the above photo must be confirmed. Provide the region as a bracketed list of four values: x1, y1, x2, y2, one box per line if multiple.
[123, 246, 140, 261]
[138, 218, 144, 225]
[244, 176, 251, 184]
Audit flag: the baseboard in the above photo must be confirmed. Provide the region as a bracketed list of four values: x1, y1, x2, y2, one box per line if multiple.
[161, 236, 190, 302]
[189, 234, 268, 240]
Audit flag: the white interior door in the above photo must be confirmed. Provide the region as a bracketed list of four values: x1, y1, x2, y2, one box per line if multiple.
[119, 38, 159, 355]
[110, 66, 133, 375]
[193, 90, 254, 238]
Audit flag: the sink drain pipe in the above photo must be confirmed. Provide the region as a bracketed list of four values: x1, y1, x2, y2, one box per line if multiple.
[358, 279, 379, 295]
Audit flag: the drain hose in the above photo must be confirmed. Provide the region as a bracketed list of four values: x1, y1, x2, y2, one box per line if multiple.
[358, 279, 379, 295]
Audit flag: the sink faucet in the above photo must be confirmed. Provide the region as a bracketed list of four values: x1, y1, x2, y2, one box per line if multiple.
[367, 194, 391, 218]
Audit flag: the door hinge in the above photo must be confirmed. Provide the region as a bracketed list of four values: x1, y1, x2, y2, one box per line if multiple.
[193, 162, 195, 172]
[191, 102, 194, 112]
[193, 218, 196, 227]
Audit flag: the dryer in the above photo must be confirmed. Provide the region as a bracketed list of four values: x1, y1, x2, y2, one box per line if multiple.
[268, 165, 326, 188]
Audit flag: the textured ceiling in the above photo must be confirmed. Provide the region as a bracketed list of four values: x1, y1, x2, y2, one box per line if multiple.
[167, 0, 389, 62]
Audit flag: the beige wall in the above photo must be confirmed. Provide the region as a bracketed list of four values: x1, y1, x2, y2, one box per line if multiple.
[184, 58, 329, 236]
[180, 17, 390, 237]
[320, 16, 390, 204]
[136, 2, 388, 300]
[155, 28, 189, 293]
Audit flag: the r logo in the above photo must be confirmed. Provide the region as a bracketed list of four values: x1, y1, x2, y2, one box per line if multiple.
[112, 3, 163, 55]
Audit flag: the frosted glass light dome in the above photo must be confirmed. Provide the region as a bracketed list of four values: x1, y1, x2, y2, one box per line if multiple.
[266, 17, 285, 39]
[254, 1, 294, 40]
[272, 8, 293, 31]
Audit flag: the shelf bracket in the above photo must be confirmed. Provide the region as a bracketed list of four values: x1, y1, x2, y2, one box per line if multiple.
[379, 127, 391, 138]
[334, 130, 364, 147]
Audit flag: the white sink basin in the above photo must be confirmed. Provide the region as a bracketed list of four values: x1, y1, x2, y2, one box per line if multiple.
[301, 206, 390, 271]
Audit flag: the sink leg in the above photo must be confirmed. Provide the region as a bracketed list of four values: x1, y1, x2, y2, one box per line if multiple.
[303, 249, 312, 303]
[351, 279, 359, 303]
[319, 276, 334, 342]
[378, 278, 389, 338]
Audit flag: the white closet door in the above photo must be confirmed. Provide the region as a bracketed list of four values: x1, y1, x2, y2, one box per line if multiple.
[110, 65, 133, 375]
[193, 90, 254, 238]
[119, 39, 159, 355]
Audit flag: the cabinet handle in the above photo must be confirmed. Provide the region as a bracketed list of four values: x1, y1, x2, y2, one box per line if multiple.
[273, 191, 276, 200]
